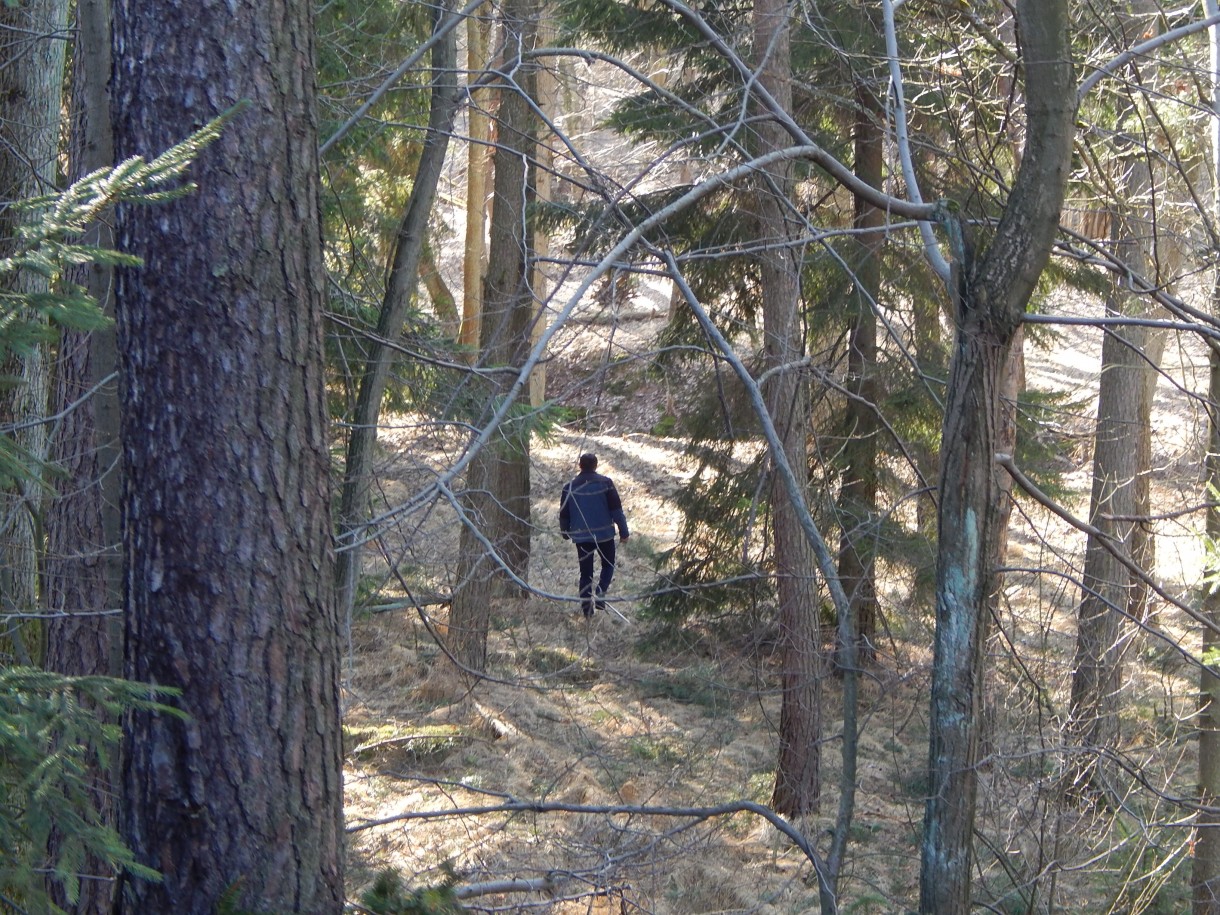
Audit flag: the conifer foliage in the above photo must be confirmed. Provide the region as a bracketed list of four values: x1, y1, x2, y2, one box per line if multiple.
[0, 113, 231, 488]
[0, 668, 179, 913]
[0, 113, 228, 915]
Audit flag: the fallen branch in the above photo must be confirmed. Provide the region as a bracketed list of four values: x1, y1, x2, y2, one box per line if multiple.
[348, 731, 474, 757]
[454, 877, 556, 899]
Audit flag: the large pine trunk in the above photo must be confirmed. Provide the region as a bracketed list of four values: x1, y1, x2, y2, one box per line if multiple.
[110, 1, 344, 911]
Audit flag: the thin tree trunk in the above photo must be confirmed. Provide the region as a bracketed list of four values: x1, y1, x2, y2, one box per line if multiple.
[837, 82, 883, 666]
[1068, 146, 1166, 791]
[459, 14, 493, 355]
[42, 2, 121, 910]
[1195, 342, 1220, 913]
[47, 0, 120, 662]
[989, 0, 1027, 587]
[750, 0, 823, 821]
[421, 241, 459, 337]
[993, 331, 1024, 570]
[111, 0, 343, 909]
[529, 11, 558, 409]
[911, 284, 946, 537]
[334, 0, 460, 622]
[921, 262, 1014, 915]
[0, 0, 70, 661]
[1194, 5, 1220, 908]
[919, 0, 1075, 909]
[449, 0, 538, 671]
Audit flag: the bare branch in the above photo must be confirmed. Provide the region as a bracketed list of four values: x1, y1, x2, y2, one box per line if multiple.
[996, 452, 1220, 641]
[1077, 10, 1220, 101]
[882, 0, 952, 282]
[347, 796, 834, 905]
[319, 0, 488, 156]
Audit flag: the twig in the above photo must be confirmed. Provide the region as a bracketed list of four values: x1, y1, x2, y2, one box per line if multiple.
[319, 0, 488, 156]
[603, 602, 632, 624]
[996, 452, 1220, 642]
[347, 797, 833, 910]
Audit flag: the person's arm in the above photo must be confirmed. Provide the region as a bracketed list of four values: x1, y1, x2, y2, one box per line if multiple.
[559, 484, 572, 538]
[607, 481, 629, 540]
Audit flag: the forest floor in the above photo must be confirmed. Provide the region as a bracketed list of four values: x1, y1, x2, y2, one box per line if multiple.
[340, 291, 1212, 914]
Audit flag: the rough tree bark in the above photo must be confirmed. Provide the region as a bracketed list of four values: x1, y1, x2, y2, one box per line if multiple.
[111, 0, 344, 911]
[751, 0, 824, 820]
[0, 0, 70, 660]
[918, 0, 1075, 910]
[448, 0, 539, 672]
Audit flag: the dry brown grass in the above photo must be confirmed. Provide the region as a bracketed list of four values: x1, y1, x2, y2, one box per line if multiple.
[342, 294, 1210, 914]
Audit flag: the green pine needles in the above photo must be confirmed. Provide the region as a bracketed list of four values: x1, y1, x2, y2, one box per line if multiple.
[358, 864, 464, 915]
[0, 668, 182, 913]
[0, 103, 242, 487]
[0, 108, 238, 911]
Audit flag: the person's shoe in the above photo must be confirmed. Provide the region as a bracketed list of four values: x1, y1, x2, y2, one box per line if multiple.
[582, 602, 595, 618]
[595, 589, 607, 611]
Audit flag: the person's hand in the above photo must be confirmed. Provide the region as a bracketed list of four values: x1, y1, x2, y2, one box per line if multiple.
[562, 533, 570, 541]
[621, 534, 629, 542]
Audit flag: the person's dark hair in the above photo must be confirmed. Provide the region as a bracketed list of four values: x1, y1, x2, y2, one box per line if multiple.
[578, 452, 598, 472]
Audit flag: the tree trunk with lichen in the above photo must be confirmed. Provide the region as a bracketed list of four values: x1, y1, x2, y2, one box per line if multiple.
[919, 0, 1075, 910]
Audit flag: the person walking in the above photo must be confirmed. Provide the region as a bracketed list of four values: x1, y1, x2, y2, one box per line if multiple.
[559, 452, 629, 618]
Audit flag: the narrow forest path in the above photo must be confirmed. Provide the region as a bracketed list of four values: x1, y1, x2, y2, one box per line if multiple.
[342, 290, 1212, 913]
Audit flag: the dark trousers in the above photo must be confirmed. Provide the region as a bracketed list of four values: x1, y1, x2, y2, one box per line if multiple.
[575, 538, 617, 613]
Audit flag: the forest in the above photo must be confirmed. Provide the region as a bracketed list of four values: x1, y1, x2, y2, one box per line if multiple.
[4, 0, 1220, 912]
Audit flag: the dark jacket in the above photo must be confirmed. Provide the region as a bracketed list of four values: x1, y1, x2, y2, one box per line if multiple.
[559, 471, 629, 544]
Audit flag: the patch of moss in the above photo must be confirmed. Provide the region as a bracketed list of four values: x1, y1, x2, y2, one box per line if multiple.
[526, 645, 600, 684]
[636, 663, 735, 716]
[344, 723, 466, 766]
